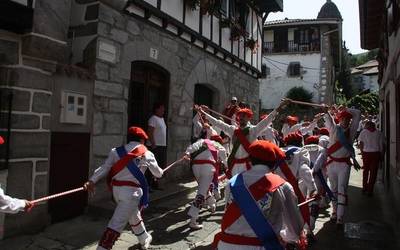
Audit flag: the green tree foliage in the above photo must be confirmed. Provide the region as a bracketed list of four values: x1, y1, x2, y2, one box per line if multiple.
[286, 86, 313, 102]
[346, 92, 379, 114]
[349, 49, 379, 67]
[273, 87, 316, 130]
[338, 44, 354, 98]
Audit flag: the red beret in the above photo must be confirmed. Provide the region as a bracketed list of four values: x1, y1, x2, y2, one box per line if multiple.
[210, 135, 223, 144]
[128, 126, 148, 140]
[284, 132, 303, 145]
[305, 135, 320, 145]
[319, 127, 330, 136]
[249, 140, 285, 162]
[237, 108, 253, 118]
[0, 136, 4, 145]
[287, 116, 299, 123]
[336, 110, 353, 121]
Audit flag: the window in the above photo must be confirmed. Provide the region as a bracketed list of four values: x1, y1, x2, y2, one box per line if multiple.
[288, 62, 301, 77]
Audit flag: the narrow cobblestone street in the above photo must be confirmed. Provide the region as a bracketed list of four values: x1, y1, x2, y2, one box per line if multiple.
[0, 151, 399, 250]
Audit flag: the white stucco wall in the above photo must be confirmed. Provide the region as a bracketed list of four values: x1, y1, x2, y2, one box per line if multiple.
[259, 53, 321, 110]
[358, 74, 379, 92]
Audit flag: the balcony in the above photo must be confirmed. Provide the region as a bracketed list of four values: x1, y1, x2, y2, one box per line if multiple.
[263, 40, 320, 54]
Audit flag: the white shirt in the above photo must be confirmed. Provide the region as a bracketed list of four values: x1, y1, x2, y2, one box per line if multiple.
[192, 113, 218, 139]
[275, 146, 317, 194]
[203, 109, 278, 175]
[323, 108, 361, 159]
[0, 187, 26, 214]
[282, 121, 317, 138]
[358, 129, 383, 153]
[148, 115, 167, 146]
[90, 142, 163, 184]
[223, 165, 304, 244]
[185, 139, 227, 166]
[259, 126, 278, 145]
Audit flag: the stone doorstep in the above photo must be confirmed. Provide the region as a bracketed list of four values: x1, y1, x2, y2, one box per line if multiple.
[87, 179, 199, 217]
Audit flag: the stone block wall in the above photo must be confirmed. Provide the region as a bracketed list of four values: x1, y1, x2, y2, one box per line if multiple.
[89, 3, 260, 201]
[0, 67, 52, 237]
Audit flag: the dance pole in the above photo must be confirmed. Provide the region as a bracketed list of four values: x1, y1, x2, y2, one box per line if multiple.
[197, 106, 235, 122]
[297, 197, 317, 207]
[163, 158, 185, 173]
[31, 187, 85, 204]
[283, 98, 327, 108]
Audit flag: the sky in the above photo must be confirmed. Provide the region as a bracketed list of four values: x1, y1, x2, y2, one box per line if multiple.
[267, 0, 367, 54]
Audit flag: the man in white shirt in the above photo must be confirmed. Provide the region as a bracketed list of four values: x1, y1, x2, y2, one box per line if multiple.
[147, 103, 167, 190]
[358, 120, 383, 196]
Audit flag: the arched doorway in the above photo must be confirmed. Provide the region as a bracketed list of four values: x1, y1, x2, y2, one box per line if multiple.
[128, 61, 170, 140]
[193, 84, 215, 109]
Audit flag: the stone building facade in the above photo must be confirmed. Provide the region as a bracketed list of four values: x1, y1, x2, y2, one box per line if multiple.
[359, 0, 400, 212]
[0, 0, 283, 237]
[260, 0, 342, 111]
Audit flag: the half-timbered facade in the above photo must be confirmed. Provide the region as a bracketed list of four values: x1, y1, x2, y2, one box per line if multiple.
[359, 0, 400, 212]
[260, 0, 342, 111]
[0, 0, 284, 237]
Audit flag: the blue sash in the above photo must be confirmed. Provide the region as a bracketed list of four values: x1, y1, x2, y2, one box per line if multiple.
[230, 174, 283, 250]
[272, 147, 299, 171]
[337, 126, 361, 169]
[116, 146, 149, 209]
[285, 146, 300, 158]
[315, 170, 336, 201]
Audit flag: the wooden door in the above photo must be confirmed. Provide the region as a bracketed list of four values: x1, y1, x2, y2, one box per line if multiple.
[49, 132, 90, 223]
[128, 62, 169, 140]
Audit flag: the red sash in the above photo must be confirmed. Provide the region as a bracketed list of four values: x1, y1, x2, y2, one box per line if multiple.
[106, 145, 147, 189]
[226, 128, 251, 177]
[234, 128, 251, 152]
[221, 174, 285, 231]
[278, 161, 310, 225]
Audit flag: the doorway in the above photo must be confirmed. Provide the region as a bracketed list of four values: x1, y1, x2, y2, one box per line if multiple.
[49, 132, 90, 223]
[128, 61, 170, 140]
[194, 84, 214, 109]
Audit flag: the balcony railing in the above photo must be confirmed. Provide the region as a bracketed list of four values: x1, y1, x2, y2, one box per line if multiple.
[263, 40, 320, 54]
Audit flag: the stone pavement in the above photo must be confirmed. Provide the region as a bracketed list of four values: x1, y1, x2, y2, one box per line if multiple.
[0, 151, 399, 249]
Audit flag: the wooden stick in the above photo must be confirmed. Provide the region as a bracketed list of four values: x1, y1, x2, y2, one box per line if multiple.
[31, 187, 85, 204]
[284, 98, 327, 108]
[163, 158, 185, 173]
[206, 108, 235, 122]
[297, 197, 317, 207]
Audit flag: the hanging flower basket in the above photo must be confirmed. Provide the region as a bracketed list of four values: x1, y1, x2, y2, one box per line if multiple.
[200, 0, 220, 15]
[185, 0, 200, 11]
[245, 38, 259, 53]
[220, 18, 232, 28]
[230, 24, 248, 41]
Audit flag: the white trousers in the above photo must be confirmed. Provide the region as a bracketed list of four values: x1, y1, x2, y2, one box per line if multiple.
[97, 186, 150, 250]
[188, 164, 216, 219]
[327, 162, 351, 221]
